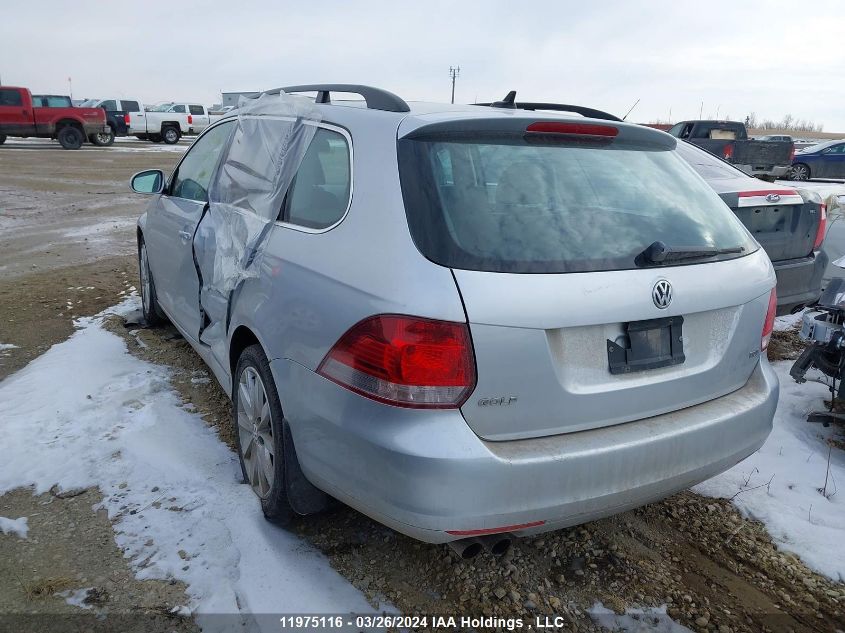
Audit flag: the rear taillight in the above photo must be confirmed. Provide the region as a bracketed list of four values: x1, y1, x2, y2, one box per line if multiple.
[813, 203, 827, 250]
[317, 315, 476, 409]
[789, 144, 796, 161]
[187, 114, 193, 125]
[761, 288, 777, 351]
[723, 145, 734, 160]
[526, 121, 618, 137]
[124, 113, 130, 125]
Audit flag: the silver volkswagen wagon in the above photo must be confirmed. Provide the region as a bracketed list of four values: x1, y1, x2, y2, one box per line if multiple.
[132, 85, 778, 556]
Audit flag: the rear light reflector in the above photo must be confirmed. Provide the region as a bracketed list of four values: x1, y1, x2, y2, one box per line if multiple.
[317, 315, 476, 409]
[446, 521, 546, 536]
[813, 203, 827, 250]
[526, 122, 618, 137]
[124, 113, 131, 125]
[723, 145, 734, 160]
[761, 288, 777, 351]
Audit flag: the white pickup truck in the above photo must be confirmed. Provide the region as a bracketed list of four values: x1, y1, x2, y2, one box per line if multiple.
[136, 102, 215, 144]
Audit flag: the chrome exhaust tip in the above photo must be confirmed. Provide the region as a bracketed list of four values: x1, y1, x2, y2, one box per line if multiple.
[447, 537, 483, 559]
[478, 533, 513, 557]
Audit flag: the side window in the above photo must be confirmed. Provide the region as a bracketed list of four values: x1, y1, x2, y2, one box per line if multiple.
[100, 100, 118, 111]
[282, 128, 351, 230]
[31, 96, 46, 107]
[171, 104, 186, 113]
[0, 89, 23, 106]
[170, 122, 235, 202]
[121, 100, 140, 112]
[824, 144, 845, 155]
[189, 105, 204, 115]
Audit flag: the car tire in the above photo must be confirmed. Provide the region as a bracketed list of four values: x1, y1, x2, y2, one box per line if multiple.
[0, 134, 6, 145]
[162, 127, 181, 144]
[233, 344, 295, 526]
[90, 127, 115, 147]
[138, 238, 165, 326]
[57, 126, 84, 150]
[790, 163, 810, 181]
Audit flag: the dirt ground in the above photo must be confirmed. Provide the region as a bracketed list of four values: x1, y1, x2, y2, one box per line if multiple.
[1, 139, 844, 632]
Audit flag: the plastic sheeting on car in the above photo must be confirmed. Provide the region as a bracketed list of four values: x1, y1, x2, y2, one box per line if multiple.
[193, 92, 322, 368]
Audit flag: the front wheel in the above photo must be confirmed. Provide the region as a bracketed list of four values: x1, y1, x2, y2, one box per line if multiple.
[57, 126, 84, 150]
[789, 163, 810, 181]
[162, 127, 181, 144]
[138, 239, 165, 326]
[234, 344, 294, 526]
[90, 127, 115, 146]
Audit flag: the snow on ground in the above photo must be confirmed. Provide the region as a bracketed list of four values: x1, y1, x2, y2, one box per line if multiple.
[0, 343, 19, 351]
[0, 298, 375, 631]
[0, 515, 29, 538]
[773, 312, 804, 332]
[57, 587, 95, 610]
[695, 361, 845, 582]
[588, 602, 693, 633]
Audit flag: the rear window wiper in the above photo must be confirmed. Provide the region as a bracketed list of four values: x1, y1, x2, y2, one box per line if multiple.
[636, 240, 744, 266]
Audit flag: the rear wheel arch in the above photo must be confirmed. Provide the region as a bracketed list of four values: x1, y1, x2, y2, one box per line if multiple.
[230, 326, 262, 380]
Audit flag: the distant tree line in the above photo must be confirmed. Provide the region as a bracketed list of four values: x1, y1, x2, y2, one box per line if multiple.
[744, 112, 824, 133]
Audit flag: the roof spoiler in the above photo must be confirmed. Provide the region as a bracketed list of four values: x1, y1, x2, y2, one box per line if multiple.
[476, 91, 622, 122]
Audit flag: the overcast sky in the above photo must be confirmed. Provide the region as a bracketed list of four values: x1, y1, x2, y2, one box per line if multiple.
[3, 0, 844, 130]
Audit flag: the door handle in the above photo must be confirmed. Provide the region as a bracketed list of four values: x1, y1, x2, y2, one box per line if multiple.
[179, 230, 192, 242]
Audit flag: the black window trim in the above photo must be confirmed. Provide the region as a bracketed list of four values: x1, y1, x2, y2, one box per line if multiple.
[166, 118, 237, 201]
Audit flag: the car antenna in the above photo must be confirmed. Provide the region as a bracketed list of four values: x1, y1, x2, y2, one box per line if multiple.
[622, 98, 640, 121]
[490, 90, 517, 109]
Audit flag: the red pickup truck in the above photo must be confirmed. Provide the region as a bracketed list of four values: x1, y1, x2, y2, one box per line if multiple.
[0, 86, 109, 149]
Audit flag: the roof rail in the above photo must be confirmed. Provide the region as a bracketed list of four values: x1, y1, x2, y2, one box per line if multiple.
[476, 91, 622, 122]
[263, 84, 410, 113]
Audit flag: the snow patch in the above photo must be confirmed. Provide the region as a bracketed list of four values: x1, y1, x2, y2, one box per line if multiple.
[0, 516, 29, 539]
[0, 342, 19, 351]
[695, 361, 845, 582]
[57, 587, 96, 610]
[0, 298, 375, 628]
[588, 602, 693, 632]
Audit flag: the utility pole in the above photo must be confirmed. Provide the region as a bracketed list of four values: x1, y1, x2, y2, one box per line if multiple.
[449, 66, 460, 104]
[68, 77, 73, 100]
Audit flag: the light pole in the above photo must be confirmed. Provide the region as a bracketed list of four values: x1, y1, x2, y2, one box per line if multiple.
[449, 66, 460, 104]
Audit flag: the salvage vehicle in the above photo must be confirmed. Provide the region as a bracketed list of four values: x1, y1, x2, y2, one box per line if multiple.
[667, 119, 794, 181]
[677, 141, 828, 315]
[135, 102, 212, 144]
[131, 85, 778, 557]
[788, 140, 845, 181]
[0, 86, 109, 149]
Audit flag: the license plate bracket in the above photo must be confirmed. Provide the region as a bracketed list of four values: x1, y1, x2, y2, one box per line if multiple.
[607, 316, 685, 375]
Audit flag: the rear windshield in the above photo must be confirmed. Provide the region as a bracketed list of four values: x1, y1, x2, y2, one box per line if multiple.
[676, 141, 746, 180]
[398, 136, 756, 273]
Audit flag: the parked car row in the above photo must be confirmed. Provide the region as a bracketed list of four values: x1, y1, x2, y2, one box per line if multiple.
[0, 85, 219, 149]
[130, 85, 792, 554]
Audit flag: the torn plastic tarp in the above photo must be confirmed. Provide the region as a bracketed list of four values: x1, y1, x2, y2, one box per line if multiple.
[193, 92, 322, 367]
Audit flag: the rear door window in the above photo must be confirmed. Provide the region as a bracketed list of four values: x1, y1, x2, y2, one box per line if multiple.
[281, 127, 351, 230]
[189, 105, 204, 115]
[171, 105, 186, 113]
[100, 100, 118, 111]
[398, 134, 756, 273]
[121, 100, 141, 112]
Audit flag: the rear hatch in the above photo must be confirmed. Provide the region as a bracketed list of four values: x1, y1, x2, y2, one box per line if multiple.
[398, 115, 774, 441]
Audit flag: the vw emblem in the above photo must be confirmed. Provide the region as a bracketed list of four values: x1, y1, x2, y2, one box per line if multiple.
[765, 193, 781, 203]
[652, 279, 673, 309]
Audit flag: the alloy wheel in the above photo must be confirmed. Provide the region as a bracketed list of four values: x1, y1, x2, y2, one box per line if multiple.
[237, 366, 275, 498]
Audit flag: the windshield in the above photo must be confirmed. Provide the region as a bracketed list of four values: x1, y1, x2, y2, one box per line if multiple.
[398, 137, 756, 273]
[676, 140, 746, 180]
[148, 103, 175, 112]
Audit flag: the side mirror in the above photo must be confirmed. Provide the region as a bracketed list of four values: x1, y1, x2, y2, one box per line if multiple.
[130, 169, 165, 194]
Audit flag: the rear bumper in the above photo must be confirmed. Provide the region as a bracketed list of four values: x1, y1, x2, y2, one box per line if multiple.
[735, 164, 790, 178]
[773, 250, 827, 315]
[275, 358, 778, 543]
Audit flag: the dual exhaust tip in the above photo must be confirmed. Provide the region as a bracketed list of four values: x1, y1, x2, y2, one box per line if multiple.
[447, 533, 513, 560]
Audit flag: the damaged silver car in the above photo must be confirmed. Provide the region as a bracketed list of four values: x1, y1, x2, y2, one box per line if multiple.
[131, 85, 778, 557]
